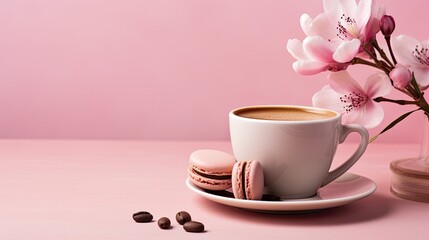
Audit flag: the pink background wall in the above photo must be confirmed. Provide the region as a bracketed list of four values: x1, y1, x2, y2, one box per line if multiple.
[0, 0, 427, 142]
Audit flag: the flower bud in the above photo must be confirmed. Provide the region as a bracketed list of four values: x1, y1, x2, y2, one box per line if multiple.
[389, 64, 411, 89]
[380, 15, 395, 36]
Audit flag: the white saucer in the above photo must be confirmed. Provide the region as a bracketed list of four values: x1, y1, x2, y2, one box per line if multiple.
[186, 173, 376, 213]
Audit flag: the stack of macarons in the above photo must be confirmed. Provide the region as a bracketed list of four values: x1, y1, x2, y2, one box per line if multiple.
[188, 149, 264, 200]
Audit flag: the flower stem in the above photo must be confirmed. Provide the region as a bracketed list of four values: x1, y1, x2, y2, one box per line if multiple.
[352, 57, 387, 72]
[373, 97, 419, 105]
[384, 35, 397, 65]
[408, 73, 424, 99]
[374, 94, 429, 117]
[418, 94, 429, 113]
[360, 44, 392, 74]
[372, 40, 394, 68]
[363, 47, 383, 67]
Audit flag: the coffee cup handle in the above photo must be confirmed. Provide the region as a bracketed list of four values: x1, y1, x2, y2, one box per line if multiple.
[321, 124, 369, 187]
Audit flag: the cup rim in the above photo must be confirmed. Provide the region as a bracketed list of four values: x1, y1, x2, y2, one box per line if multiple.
[229, 105, 341, 123]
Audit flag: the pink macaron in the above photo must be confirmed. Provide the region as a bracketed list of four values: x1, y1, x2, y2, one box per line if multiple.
[231, 160, 264, 200]
[188, 149, 236, 191]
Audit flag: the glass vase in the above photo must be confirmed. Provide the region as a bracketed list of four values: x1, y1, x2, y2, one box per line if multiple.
[390, 114, 429, 202]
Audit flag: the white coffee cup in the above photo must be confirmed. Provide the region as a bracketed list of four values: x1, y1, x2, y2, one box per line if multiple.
[229, 105, 369, 199]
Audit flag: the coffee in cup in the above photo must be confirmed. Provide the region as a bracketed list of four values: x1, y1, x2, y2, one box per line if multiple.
[234, 106, 337, 121]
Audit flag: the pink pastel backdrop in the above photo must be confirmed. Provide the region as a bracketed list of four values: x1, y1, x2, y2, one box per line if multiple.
[0, 0, 427, 142]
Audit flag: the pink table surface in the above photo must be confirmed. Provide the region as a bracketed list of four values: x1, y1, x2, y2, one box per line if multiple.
[0, 139, 427, 239]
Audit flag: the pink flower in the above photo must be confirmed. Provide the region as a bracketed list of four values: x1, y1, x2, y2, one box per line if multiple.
[299, 0, 385, 63]
[286, 37, 349, 75]
[312, 71, 392, 128]
[392, 35, 429, 90]
[389, 64, 411, 90]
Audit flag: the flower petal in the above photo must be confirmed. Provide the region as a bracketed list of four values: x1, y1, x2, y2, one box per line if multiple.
[346, 100, 384, 129]
[356, 0, 372, 31]
[302, 13, 337, 40]
[300, 14, 313, 36]
[327, 71, 364, 94]
[324, 0, 357, 17]
[303, 36, 336, 62]
[362, 100, 385, 128]
[364, 72, 392, 98]
[413, 67, 429, 90]
[341, 108, 361, 125]
[392, 35, 422, 66]
[292, 60, 329, 75]
[341, 100, 384, 128]
[364, 2, 385, 41]
[332, 39, 361, 62]
[312, 85, 346, 113]
[287, 39, 306, 60]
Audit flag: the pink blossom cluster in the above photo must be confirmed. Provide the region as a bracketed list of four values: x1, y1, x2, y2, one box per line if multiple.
[287, 0, 429, 131]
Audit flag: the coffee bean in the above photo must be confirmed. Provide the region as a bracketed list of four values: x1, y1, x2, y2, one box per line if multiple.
[175, 211, 192, 225]
[157, 217, 171, 229]
[132, 211, 153, 223]
[183, 221, 205, 233]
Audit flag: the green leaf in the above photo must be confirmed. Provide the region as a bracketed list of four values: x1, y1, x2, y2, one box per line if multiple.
[370, 108, 420, 143]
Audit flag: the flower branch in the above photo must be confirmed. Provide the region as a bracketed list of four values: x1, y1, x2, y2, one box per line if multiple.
[352, 57, 384, 71]
[362, 47, 391, 74]
[373, 97, 419, 105]
[371, 39, 394, 68]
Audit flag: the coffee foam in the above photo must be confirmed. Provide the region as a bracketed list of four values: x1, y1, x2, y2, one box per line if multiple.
[234, 107, 336, 121]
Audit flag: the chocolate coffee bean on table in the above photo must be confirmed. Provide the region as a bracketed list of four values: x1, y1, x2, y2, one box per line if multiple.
[183, 221, 205, 233]
[157, 217, 171, 229]
[176, 211, 192, 225]
[132, 211, 153, 223]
